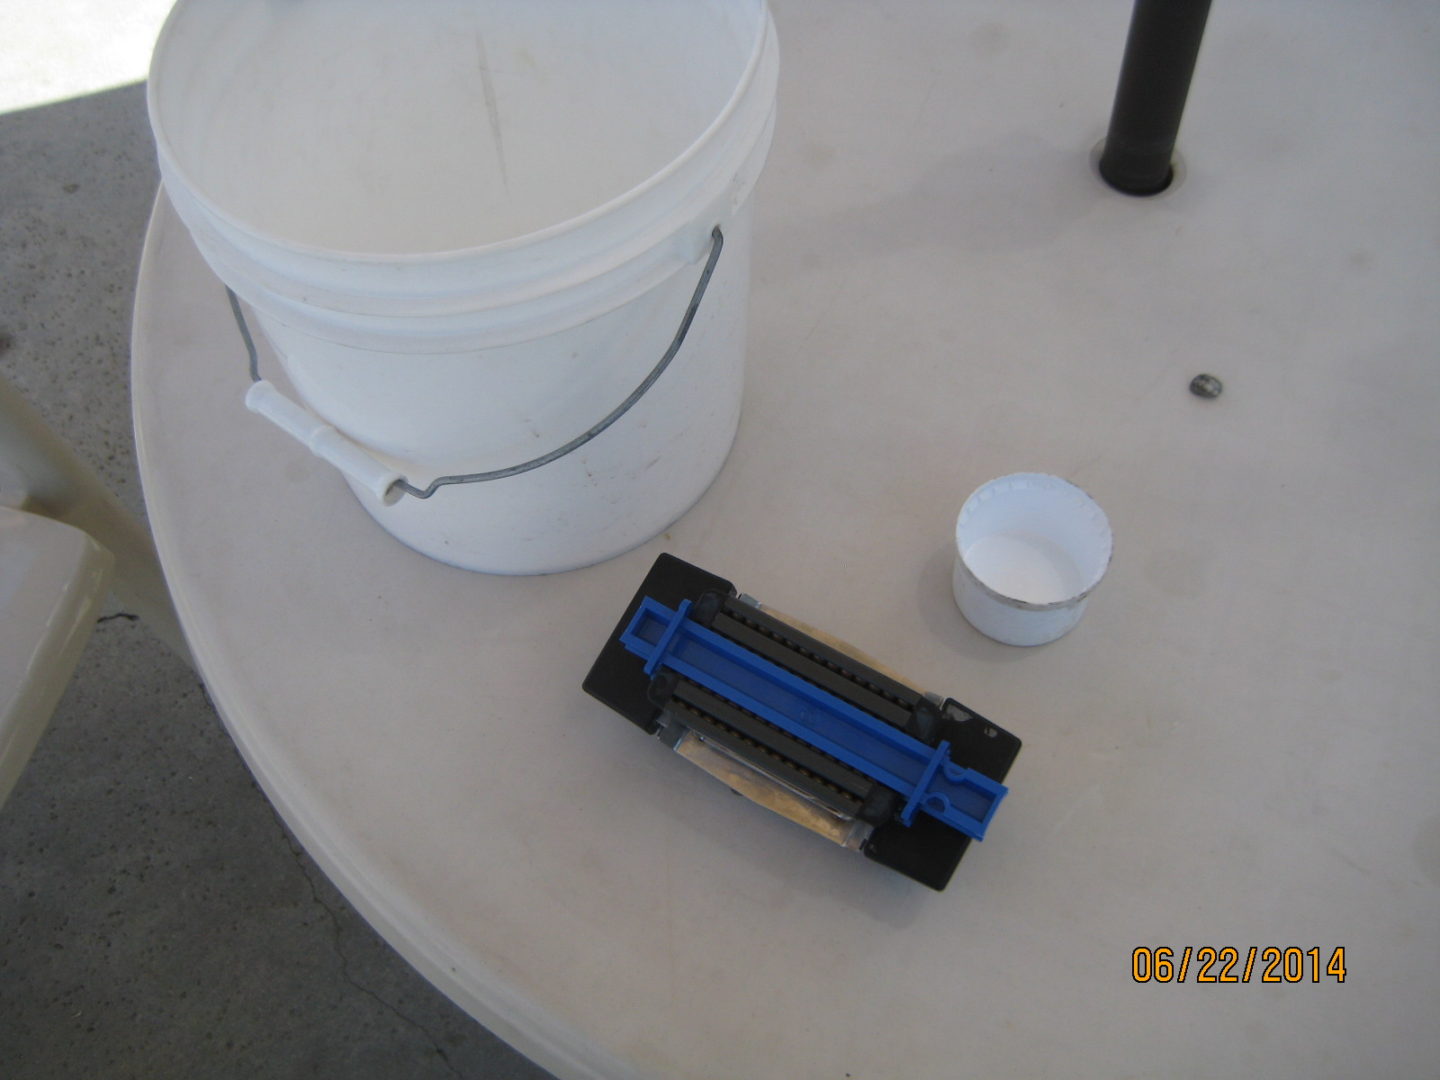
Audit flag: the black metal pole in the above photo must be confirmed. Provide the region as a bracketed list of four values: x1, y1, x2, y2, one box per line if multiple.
[1099, 0, 1213, 195]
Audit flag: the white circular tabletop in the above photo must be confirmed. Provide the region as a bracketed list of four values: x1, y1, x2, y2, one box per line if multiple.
[132, 4, 1440, 1078]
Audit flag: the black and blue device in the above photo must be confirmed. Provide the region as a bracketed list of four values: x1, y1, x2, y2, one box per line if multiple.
[583, 554, 1022, 890]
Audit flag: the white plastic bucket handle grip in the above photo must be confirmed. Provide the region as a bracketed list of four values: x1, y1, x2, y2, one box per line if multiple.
[244, 381, 404, 505]
[226, 225, 725, 503]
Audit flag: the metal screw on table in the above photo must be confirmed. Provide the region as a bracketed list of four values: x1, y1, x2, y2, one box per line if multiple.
[1189, 373, 1224, 399]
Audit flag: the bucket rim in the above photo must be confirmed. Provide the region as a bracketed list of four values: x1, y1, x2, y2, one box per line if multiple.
[954, 473, 1114, 612]
[147, 0, 775, 266]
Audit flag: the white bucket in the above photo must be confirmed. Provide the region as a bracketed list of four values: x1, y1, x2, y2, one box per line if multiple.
[147, 0, 779, 574]
[952, 474, 1114, 647]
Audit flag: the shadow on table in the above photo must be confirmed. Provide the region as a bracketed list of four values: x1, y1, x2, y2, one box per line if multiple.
[760, 130, 1115, 282]
[0, 82, 556, 1080]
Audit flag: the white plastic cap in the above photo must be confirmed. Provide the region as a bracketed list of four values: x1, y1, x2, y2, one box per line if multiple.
[952, 473, 1113, 647]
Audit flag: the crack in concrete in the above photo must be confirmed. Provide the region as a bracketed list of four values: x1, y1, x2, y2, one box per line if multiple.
[266, 811, 466, 1080]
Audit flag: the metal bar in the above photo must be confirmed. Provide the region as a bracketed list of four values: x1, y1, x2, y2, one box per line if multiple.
[1098, 0, 1214, 195]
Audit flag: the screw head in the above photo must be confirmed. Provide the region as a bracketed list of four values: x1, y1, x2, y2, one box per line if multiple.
[1190, 373, 1223, 399]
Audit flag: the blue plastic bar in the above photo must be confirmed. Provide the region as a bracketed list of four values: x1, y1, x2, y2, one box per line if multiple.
[643, 598, 693, 677]
[620, 598, 1007, 840]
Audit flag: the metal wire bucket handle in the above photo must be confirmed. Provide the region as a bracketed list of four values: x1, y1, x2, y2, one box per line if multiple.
[232, 225, 725, 507]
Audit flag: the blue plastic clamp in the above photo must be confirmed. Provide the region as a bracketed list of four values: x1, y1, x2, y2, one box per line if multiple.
[620, 597, 1007, 840]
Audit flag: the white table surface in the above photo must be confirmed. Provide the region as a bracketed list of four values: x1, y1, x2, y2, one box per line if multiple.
[131, 3, 1440, 1078]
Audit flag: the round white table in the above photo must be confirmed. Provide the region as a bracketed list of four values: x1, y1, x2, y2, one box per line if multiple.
[132, 4, 1440, 1077]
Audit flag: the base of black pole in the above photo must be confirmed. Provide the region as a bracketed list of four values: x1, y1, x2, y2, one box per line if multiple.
[1092, 138, 1183, 198]
[1096, 141, 1176, 196]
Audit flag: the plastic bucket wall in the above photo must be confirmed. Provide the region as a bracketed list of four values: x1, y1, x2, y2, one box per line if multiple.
[147, 0, 778, 573]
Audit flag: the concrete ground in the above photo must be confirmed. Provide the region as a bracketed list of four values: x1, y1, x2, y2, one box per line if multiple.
[0, 14, 555, 1080]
